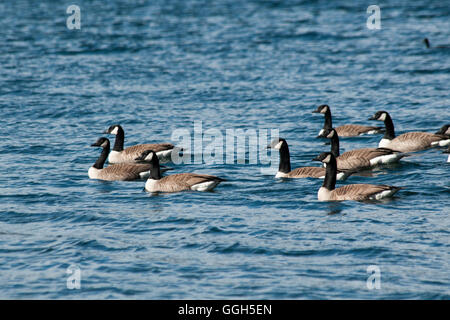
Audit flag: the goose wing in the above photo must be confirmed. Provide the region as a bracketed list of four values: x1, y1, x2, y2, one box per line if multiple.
[120, 143, 175, 162]
[337, 148, 394, 170]
[332, 184, 398, 201]
[287, 167, 326, 178]
[98, 163, 151, 181]
[389, 132, 444, 152]
[156, 173, 224, 192]
[336, 124, 383, 137]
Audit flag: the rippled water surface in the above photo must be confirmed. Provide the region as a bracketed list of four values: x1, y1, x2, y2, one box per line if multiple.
[0, 0, 449, 299]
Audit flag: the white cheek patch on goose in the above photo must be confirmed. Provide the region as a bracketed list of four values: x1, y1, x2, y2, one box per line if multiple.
[100, 141, 108, 148]
[318, 129, 325, 136]
[327, 130, 335, 138]
[274, 141, 283, 150]
[323, 154, 331, 163]
[320, 108, 327, 114]
[145, 153, 154, 161]
[379, 113, 387, 121]
[110, 127, 119, 135]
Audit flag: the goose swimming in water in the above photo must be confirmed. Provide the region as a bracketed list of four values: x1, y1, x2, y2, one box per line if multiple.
[88, 137, 155, 181]
[369, 111, 450, 152]
[312, 152, 402, 201]
[267, 138, 351, 180]
[104, 124, 175, 164]
[318, 128, 407, 171]
[136, 150, 225, 193]
[313, 104, 383, 137]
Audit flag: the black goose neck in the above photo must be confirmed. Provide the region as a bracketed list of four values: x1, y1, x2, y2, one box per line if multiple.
[150, 155, 162, 180]
[329, 132, 340, 157]
[383, 113, 395, 140]
[112, 126, 125, 151]
[93, 144, 110, 169]
[278, 143, 291, 173]
[323, 155, 337, 191]
[323, 108, 333, 130]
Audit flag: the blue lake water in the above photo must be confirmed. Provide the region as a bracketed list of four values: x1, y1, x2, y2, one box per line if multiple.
[0, 0, 449, 299]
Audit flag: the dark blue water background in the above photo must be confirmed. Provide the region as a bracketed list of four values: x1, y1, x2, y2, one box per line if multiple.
[0, 0, 449, 299]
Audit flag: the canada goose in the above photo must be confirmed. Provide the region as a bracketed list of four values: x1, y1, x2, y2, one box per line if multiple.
[444, 146, 450, 162]
[88, 137, 154, 181]
[313, 104, 383, 137]
[267, 138, 351, 180]
[423, 38, 450, 49]
[104, 124, 175, 164]
[435, 124, 450, 137]
[136, 150, 225, 193]
[318, 128, 407, 171]
[369, 111, 450, 152]
[312, 152, 402, 201]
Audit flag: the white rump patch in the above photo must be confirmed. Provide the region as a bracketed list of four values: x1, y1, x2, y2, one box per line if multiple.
[369, 153, 402, 166]
[191, 180, 220, 192]
[372, 189, 397, 200]
[431, 139, 450, 147]
[139, 171, 151, 179]
[156, 149, 173, 163]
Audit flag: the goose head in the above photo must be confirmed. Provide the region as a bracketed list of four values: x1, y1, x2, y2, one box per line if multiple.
[423, 38, 430, 48]
[312, 104, 330, 114]
[312, 152, 334, 164]
[91, 137, 110, 149]
[104, 124, 122, 135]
[135, 150, 158, 165]
[436, 124, 450, 136]
[266, 138, 287, 150]
[369, 111, 389, 122]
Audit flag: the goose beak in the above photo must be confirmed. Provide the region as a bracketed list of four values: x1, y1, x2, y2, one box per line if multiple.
[312, 156, 321, 162]
[368, 115, 376, 120]
[312, 109, 319, 113]
[91, 143, 99, 147]
[102, 130, 109, 134]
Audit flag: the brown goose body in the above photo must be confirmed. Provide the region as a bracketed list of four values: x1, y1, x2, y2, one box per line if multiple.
[313, 105, 383, 137]
[145, 173, 225, 192]
[282, 166, 326, 178]
[268, 138, 350, 180]
[335, 124, 383, 137]
[370, 111, 450, 153]
[88, 137, 154, 181]
[89, 163, 152, 181]
[320, 184, 401, 201]
[380, 132, 448, 153]
[319, 128, 407, 172]
[109, 143, 174, 163]
[105, 124, 174, 164]
[313, 152, 401, 202]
